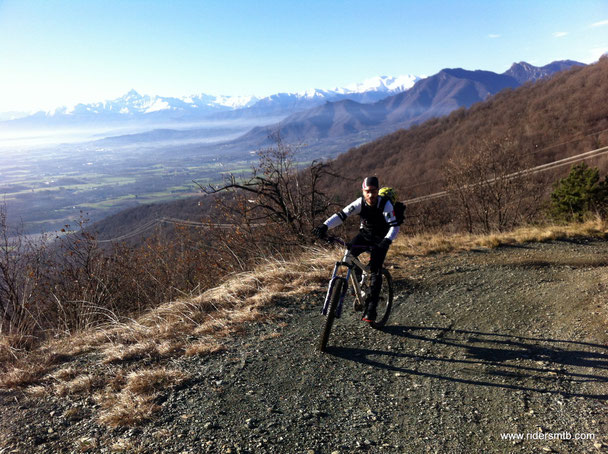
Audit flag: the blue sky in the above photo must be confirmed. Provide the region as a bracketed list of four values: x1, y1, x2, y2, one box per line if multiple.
[0, 0, 606, 112]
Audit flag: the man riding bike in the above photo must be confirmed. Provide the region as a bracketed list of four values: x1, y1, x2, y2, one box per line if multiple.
[313, 176, 400, 323]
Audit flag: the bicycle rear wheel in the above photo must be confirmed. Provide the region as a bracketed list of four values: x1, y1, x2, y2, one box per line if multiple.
[372, 268, 393, 328]
[318, 278, 344, 352]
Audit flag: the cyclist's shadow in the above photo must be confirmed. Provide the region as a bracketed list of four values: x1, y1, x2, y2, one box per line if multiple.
[326, 325, 608, 400]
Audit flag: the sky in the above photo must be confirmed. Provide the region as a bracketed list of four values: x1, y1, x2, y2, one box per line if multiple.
[0, 0, 607, 113]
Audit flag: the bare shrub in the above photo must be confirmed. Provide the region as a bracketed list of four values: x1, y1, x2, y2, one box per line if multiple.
[0, 206, 50, 340]
[444, 136, 546, 233]
[199, 131, 337, 246]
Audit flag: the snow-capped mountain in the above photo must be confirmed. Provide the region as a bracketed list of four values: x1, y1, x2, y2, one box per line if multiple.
[46, 89, 260, 118]
[240, 75, 421, 117]
[2, 75, 420, 129]
[0, 111, 29, 121]
[338, 75, 420, 94]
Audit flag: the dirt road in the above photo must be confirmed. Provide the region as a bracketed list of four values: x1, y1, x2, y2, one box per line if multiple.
[1, 238, 607, 453]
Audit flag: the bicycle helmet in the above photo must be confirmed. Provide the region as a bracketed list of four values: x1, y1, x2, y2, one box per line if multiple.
[362, 176, 379, 189]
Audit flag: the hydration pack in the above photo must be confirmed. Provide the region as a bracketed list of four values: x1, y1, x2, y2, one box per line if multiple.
[379, 187, 406, 226]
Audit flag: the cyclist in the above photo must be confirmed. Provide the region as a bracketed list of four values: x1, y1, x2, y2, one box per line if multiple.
[312, 176, 400, 323]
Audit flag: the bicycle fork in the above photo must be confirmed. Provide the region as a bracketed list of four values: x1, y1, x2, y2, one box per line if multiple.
[321, 261, 352, 319]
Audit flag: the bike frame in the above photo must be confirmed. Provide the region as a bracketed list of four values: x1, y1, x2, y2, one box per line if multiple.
[321, 247, 371, 319]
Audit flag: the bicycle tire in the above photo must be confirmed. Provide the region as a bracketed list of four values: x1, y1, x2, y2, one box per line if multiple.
[318, 278, 344, 352]
[372, 268, 393, 328]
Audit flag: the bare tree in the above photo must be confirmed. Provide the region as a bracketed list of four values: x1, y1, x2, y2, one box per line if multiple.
[198, 132, 338, 244]
[0, 205, 49, 340]
[444, 136, 546, 233]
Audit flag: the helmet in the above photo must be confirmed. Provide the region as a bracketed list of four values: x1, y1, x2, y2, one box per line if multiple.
[362, 176, 379, 189]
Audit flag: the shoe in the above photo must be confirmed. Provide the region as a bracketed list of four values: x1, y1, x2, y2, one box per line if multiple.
[362, 304, 377, 323]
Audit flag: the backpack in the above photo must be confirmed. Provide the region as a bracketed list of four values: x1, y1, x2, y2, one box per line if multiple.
[379, 187, 406, 226]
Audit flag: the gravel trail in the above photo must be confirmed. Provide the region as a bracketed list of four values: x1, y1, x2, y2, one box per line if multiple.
[1, 238, 607, 453]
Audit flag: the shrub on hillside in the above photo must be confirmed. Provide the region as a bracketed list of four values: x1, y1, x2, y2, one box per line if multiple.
[444, 136, 546, 233]
[199, 131, 337, 245]
[550, 163, 608, 222]
[0, 208, 232, 357]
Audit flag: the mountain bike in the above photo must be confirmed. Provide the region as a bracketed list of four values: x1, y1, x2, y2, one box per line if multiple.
[318, 236, 394, 352]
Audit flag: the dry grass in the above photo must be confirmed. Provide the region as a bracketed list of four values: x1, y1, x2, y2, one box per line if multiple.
[185, 339, 227, 357]
[76, 437, 99, 451]
[96, 367, 189, 427]
[102, 340, 162, 364]
[51, 366, 80, 382]
[97, 391, 160, 427]
[392, 218, 608, 256]
[125, 368, 188, 395]
[0, 364, 48, 389]
[25, 385, 48, 398]
[54, 374, 103, 397]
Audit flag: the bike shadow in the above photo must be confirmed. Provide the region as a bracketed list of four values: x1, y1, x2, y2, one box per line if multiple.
[325, 325, 608, 400]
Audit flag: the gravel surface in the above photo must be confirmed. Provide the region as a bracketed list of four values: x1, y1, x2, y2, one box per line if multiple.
[1, 238, 607, 453]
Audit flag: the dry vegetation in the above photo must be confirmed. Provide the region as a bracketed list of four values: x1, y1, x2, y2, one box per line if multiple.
[393, 216, 608, 256]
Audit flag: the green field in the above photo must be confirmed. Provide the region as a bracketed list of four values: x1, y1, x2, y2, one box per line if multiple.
[0, 145, 267, 234]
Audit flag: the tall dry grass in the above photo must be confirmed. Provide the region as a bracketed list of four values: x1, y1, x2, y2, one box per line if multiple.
[392, 217, 608, 256]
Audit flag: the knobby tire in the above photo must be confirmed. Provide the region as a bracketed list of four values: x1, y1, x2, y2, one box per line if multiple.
[372, 268, 393, 328]
[318, 278, 344, 352]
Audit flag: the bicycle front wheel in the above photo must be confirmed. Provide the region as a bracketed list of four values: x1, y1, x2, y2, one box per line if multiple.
[372, 268, 393, 328]
[318, 278, 344, 352]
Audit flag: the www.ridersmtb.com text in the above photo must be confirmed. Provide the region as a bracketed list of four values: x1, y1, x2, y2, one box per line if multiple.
[501, 432, 595, 441]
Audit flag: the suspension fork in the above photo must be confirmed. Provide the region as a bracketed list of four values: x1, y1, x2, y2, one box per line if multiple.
[321, 261, 352, 318]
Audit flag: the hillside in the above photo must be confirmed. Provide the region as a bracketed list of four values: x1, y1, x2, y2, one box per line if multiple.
[1, 228, 607, 452]
[327, 57, 608, 201]
[89, 194, 213, 244]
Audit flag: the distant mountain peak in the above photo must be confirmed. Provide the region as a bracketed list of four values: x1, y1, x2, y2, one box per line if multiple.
[504, 60, 585, 84]
[124, 89, 142, 98]
[341, 74, 420, 94]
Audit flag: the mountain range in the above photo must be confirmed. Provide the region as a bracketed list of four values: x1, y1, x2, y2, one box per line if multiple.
[235, 60, 586, 148]
[0, 75, 420, 131]
[0, 60, 586, 157]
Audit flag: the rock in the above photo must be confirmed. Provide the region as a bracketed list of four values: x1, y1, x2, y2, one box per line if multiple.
[245, 418, 256, 428]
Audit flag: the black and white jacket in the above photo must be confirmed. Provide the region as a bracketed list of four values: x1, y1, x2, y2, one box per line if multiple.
[323, 196, 400, 241]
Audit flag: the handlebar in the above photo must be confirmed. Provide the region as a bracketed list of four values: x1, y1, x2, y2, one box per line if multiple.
[323, 235, 375, 252]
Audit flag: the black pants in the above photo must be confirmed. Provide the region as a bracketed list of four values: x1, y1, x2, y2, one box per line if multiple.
[350, 232, 388, 308]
